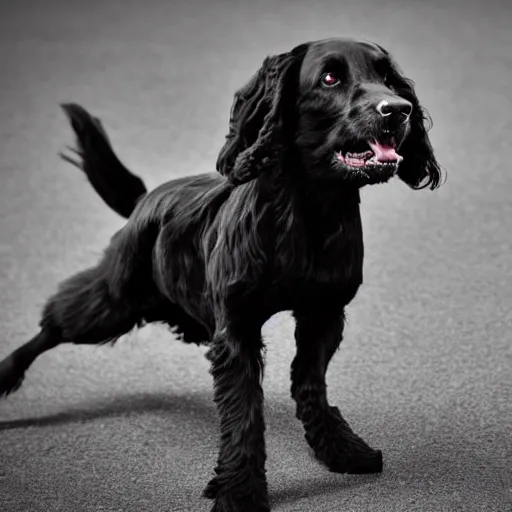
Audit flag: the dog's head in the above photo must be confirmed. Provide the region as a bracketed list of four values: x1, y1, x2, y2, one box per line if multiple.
[217, 38, 442, 189]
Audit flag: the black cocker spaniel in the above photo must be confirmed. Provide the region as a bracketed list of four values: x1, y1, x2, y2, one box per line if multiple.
[0, 38, 443, 512]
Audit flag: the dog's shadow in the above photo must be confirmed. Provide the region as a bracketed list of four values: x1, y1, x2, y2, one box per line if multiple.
[0, 391, 383, 506]
[269, 473, 381, 507]
[1, 393, 495, 508]
[0, 391, 217, 431]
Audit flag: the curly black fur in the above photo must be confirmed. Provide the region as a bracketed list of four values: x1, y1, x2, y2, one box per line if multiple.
[0, 38, 443, 512]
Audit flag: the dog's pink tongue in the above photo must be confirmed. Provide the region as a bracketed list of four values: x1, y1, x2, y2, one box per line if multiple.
[368, 141, 403, 162]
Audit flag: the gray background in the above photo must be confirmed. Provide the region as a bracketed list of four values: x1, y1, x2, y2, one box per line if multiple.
[0, 0, 511, 511]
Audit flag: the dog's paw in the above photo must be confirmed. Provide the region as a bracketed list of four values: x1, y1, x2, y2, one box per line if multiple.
[307, 406, 383, 474]
[210, 493, 270, 512]
[202, 476, 221, 500]
[204, 475, 269, 512]
[0, 356, 25, 398]
[324, 442, 383, 475]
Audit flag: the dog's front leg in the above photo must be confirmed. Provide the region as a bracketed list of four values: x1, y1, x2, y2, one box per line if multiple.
[291, 309, 383, 475]
[204, 323, 269, 512]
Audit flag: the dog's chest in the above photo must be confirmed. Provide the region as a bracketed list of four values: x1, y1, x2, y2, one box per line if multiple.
[272, 211, 364, 309]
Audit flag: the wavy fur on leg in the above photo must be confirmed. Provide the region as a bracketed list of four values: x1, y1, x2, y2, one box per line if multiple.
[203, 328, 268, 511]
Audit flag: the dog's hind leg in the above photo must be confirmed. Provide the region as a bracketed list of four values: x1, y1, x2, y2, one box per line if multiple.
[0, 263, 142, 398]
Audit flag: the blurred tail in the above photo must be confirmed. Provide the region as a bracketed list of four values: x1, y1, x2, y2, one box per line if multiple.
[60, 103, 147, 219]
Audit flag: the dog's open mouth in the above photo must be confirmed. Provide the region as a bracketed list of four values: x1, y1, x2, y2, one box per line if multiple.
[336, 139, 403, 170]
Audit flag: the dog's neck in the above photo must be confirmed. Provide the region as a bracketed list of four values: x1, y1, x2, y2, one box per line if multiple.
[295, 177, 360, 216]
[254, 164, 364, 295]
[260, 163, 361, 228]
[255, 165, 363, 264]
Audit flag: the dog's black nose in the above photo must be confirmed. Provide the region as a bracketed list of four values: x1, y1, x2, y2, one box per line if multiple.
[376, 99, 413, 119]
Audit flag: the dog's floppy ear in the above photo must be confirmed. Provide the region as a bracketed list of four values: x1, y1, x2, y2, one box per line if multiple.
[216, 51, 300, 185]
[396, 80, 443, 190]
[394, 77, 443, 190]
[374, 45, 444, 190]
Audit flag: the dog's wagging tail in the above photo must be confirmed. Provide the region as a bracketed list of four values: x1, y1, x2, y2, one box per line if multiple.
[0, 38, 443, 512]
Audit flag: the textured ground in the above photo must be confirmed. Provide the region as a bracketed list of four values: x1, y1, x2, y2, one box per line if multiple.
[0, 0, 511, 511]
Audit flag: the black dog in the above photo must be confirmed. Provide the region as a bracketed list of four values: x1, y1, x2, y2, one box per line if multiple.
[0, 38, 442, 512]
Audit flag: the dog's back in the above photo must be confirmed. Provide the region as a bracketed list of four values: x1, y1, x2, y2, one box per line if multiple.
[59, 105, 250, 345]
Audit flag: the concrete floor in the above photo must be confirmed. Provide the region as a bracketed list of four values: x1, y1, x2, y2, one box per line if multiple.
[0, 0, 511, 511]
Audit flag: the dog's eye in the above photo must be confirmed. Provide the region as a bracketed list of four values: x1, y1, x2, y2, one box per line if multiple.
[383, 73, 395, 91]
[375, 58, 394, 86]
[321, 73, 340, 87]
